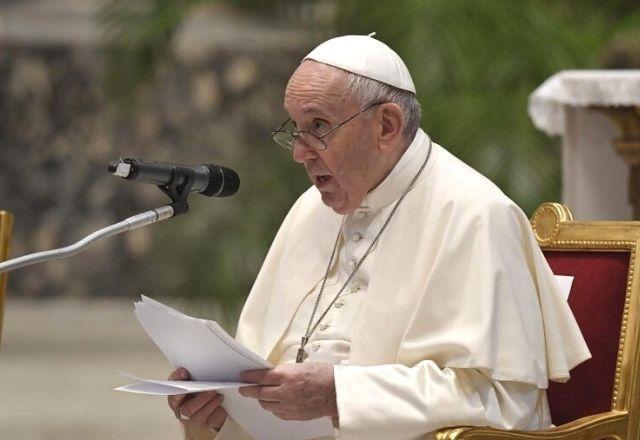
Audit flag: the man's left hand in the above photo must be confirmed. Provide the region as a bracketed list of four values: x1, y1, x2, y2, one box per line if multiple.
[239, 362, 338, 423]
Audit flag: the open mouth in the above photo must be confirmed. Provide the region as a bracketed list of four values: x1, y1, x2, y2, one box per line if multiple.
[313, 174, 333, 188]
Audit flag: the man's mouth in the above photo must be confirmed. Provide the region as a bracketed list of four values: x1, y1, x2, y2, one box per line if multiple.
[314, 174, 332, 188]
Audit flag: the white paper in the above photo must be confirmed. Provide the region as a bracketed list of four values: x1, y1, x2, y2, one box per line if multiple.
[117, 295, 333, 440]
[554, 275, 575, 302]
[133, 296, 270, 381]
[115, 371, 243, 395]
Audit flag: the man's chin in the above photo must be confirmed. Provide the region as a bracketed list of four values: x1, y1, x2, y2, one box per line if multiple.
[319, 191, 352, 215]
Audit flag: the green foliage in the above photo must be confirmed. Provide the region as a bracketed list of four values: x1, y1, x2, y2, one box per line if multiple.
[98, 0, 300, 111]
[98, 0, 215, 111]
[336, 0, 638, 213]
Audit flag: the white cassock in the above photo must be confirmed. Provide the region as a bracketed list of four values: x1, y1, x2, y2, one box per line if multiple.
[212, 129, 591, 440]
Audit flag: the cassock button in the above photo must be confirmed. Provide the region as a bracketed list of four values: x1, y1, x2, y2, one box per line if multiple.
[320, 323, 330, 331]
[312, 343, 320, 352]
[356, 211, 368, 219]
[351, 232, 362, 242]
[335, 300, 345, 308]
[350, 284, 360, 293]
[348, 260, 356, 267]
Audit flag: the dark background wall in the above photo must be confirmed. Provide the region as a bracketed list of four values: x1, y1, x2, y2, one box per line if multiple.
[0, 3, 313, 321]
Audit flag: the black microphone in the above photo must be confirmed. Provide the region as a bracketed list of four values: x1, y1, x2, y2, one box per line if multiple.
[108, 158, 240, 197]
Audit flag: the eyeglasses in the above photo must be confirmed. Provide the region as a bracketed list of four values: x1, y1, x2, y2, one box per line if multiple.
[270, 102, 384, 151]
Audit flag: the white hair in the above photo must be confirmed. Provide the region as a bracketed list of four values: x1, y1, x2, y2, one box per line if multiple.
[344, 72, 422, 142]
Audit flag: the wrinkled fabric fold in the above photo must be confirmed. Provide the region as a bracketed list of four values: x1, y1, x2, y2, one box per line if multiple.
[334, 363, 551, 440]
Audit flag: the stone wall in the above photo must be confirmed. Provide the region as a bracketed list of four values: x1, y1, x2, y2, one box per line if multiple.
[0, 34, 311, 315]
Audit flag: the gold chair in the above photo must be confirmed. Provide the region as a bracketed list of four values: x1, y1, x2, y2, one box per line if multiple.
[0, 210, 13, 346]
[435, 203, 640, 440]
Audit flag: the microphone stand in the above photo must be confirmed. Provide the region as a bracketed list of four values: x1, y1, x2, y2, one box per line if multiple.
[0, 166, 198, 274]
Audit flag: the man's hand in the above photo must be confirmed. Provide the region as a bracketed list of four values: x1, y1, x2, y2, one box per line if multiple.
[167, 368, 228, 432]
[238, 362, 338, 423]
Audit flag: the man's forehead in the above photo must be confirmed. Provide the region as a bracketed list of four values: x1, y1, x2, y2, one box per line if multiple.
[284, 61, 353, 115]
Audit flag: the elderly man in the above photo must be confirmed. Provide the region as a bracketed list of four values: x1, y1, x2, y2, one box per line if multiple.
[167, 35, 590, 440]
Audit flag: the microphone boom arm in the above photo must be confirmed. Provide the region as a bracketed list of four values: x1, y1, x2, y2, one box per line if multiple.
[0, 205, 174, 274]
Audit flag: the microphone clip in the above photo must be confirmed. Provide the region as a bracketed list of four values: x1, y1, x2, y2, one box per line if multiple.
[157, 165, 196, 217]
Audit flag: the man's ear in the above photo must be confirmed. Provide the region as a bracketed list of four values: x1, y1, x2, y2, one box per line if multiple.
[377, 103, 404, 153]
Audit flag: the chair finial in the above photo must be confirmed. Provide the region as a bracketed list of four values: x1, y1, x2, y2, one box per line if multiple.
[531, 203, 573, 245]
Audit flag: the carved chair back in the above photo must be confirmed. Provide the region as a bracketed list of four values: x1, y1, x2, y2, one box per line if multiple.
[531, 203, 640, 437]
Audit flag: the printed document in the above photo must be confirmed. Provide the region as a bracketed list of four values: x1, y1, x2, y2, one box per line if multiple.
[116, 295, 333, 440]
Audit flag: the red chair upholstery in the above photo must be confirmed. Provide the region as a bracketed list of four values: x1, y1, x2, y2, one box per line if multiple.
[544, 250, 629, 425]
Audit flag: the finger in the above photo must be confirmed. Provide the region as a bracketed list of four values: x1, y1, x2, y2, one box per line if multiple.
[239, 369, 271, 384]
[168, 392, 188, 412]
[275, 411, 297, 421]
[259, 400, 283, 413]
[238, 385, 261, 399]
[255, 385, 282, 402]
[238, 385, 281, 401]
[206, 407, 228, 430]
[167, 368, 191, 411]
[189, 394, 224, 426]
[239, 368, 282, 385]
[168, 367, 190, 381]
[179, 391, 219, 419]
[259, 400, 280, 412]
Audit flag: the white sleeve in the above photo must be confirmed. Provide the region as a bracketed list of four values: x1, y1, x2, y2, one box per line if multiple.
[333, 362, 550, 440]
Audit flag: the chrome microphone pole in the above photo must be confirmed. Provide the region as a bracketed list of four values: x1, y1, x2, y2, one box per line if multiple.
[0, 206, 175, 274]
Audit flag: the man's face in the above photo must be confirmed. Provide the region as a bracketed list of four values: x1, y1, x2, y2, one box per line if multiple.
[284, 61, 379, 215]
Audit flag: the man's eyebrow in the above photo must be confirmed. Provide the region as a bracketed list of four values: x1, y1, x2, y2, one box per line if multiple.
[301, 104, 333, 118]
[282, 100, 335, 122]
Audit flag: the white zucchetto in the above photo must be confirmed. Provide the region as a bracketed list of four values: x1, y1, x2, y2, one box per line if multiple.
[303, 34, 417, 94]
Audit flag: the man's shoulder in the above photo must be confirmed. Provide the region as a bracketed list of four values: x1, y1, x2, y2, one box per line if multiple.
[428, 143, 517, 210]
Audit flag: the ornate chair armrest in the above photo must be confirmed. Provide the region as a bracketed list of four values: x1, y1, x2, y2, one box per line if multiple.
[434, 411, 627, 440]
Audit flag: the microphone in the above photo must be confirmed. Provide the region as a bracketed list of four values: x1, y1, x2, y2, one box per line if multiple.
[108, 158, 240, 197]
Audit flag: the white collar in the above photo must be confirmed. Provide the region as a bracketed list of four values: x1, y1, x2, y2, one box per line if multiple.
[360, 129, 429, 213]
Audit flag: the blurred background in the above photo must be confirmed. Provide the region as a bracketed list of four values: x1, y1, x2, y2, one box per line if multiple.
[0, 0, 639, 438]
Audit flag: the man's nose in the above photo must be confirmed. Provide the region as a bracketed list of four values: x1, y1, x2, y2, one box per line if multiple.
[292, 138, 319, 164]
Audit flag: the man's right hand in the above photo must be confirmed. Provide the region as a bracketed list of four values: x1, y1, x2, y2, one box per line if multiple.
[167, 368, 228, 433]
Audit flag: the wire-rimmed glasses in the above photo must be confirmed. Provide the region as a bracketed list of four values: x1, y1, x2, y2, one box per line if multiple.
[270, 102, 384, 151]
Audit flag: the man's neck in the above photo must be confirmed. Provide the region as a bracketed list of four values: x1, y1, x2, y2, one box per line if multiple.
[368, 137, 411, 193]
